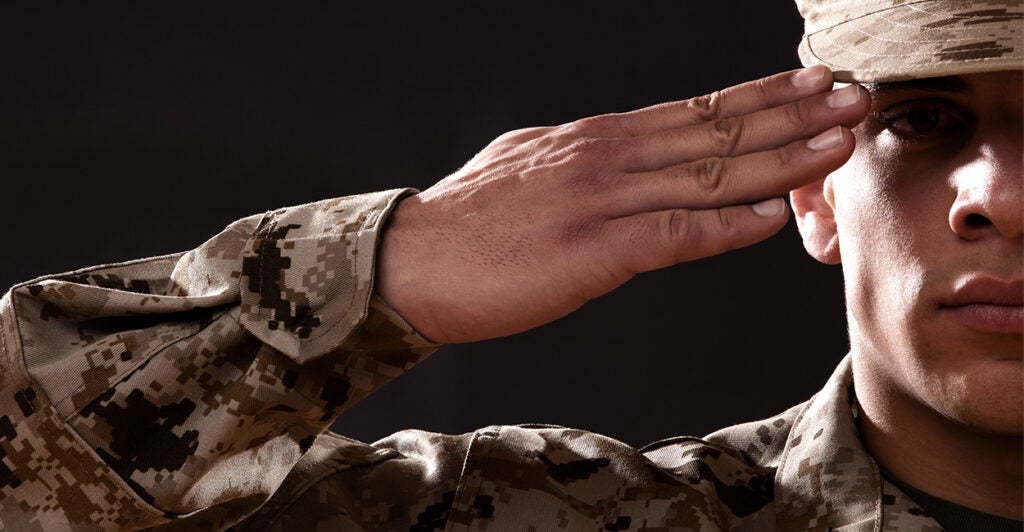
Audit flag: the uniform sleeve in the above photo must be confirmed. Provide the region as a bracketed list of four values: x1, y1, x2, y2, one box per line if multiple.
[235, 424, 760, 531]
[0, 189, 439, 530]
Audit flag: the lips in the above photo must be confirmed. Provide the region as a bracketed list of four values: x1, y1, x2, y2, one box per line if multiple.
[940, 277, 1024, 334]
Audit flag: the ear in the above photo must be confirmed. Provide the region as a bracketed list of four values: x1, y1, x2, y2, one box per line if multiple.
[790, 176, 841, 264]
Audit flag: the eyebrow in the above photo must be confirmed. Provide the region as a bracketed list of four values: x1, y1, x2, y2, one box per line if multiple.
[863, 76, 971, 96]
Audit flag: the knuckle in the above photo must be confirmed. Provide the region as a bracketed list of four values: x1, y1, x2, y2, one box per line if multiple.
[688, 91, 723, 122]
[494, 127, 528, 143]
[782, 100, 807, 128]
[664, 209, 698, 242]
[492, 131, 515, 144]
[715, 208, 736, 234]
[491, 127, 554, 152]
[710, 116, 744, 155]
[496, 126, 544, 143]
[693, 157, 729, 197]
[577, 113, 640, 138]
[556, 120, 590, 139]
[611, 112, 641, 137]
[773, 143, 794, 169]
[568, 136, 624, 165]
[572, 115, 605, 134]
[662, 209, 740, 252]
[754, 77, 772, 100]
[566, 136, 603, 158]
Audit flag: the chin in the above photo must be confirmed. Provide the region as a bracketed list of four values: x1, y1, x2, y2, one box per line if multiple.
[912, 319, 1023, 436]
[946, 359, 1023, 437]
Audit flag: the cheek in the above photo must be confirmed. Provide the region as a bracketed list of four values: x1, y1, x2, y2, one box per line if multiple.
[830, 149, 931, 334]
[834, 132, 947, 268]
[832, 150, 916, 271]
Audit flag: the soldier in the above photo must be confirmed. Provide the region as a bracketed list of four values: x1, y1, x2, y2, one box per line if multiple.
[0, 0, 1020, 530]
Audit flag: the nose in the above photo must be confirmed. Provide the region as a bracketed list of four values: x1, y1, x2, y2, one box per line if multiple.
[948, 127, 1023, 241]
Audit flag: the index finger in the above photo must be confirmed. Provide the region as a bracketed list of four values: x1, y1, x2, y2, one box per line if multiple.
[605, 65, 835, 137]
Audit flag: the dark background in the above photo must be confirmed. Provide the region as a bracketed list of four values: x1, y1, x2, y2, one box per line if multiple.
[0, 2, 848, 447]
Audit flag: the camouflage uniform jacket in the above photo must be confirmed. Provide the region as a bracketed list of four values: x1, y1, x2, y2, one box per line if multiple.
[0, 190, 945, 531]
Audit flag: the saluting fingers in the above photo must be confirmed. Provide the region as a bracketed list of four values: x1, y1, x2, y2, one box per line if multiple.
[603, 125, 853, 216]
[626, 84, 868, 171]
[569, 65, 835, 138]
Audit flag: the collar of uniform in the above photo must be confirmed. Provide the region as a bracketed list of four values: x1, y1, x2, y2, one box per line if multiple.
[773, 355, 941, 531]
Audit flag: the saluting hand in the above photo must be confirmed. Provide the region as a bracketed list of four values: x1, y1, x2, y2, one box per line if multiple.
[377, 66, 868, 344]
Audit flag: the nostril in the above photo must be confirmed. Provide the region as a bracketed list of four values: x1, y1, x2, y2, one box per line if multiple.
[964, 213, 991, 228]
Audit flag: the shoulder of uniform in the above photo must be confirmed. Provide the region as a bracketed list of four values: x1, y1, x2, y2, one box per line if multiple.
[699, 400, 809, 469]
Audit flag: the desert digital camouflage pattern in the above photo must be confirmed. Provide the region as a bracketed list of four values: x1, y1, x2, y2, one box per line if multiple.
[797, 0, 1024, 82]
[0, 190, 947, 530]
[0, 189, 437, 529]
[236, 357, 942, 531]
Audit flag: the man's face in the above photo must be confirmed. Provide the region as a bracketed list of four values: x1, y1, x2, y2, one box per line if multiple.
[826, 71, 1022, 434]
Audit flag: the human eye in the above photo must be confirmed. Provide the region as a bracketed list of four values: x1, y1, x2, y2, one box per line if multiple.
[873, 99, 970, 142]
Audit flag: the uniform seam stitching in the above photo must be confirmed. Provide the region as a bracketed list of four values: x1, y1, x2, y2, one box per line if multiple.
[445, 427, 494, 531]
[807, 0, 979, 34]
[225, 308, 370, 414]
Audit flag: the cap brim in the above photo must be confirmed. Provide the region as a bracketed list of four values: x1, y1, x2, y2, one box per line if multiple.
[798, 0, 1023, 83]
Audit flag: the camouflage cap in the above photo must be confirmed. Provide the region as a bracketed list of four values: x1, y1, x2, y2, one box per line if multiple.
[795, 0, 1024, 82]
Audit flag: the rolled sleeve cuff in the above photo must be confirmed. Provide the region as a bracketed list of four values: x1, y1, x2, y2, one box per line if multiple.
[238, 188, 418, 364]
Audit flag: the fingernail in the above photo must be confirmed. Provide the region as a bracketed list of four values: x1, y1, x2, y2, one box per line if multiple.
[752, 197, 785, 217]
[791, 65, 827, 89]
[807, 126, 844, 151]
[825, 85, 861, 108]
